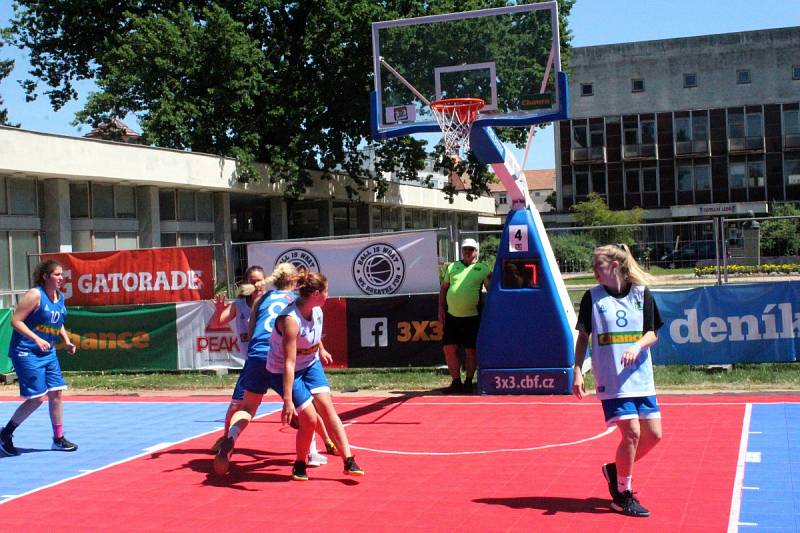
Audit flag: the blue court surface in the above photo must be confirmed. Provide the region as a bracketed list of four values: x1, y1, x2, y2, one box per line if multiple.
[0, 400, 281, 503]
[733, 402, 800, 532]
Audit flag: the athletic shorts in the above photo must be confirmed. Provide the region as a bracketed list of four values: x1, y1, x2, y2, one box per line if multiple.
[601, 395, 661, 427]
[269, 358, 330, 412]
[9, 349, 67, 400]
[442, 313, 480, 349]
[232, 356, 271, 400]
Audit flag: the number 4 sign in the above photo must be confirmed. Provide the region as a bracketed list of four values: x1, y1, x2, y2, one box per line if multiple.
[508, 224, 528, 252]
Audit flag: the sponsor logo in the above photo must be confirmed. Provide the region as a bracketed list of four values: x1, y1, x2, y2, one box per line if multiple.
[196, 302, 241, 354]
[61, 269, 203, 300]
[360, 318, 388, 347]
[275, 248, 320, 272]
[669, 304, 799, 344]
[59, 331, 151, 350]
[397, 320, 442, 342]
[352, 243, 405, 295]
[597, 331, 643, 345]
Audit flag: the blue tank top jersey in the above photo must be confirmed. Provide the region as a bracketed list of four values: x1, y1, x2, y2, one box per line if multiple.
[11, 286, 67, 356]
[247, 290, 296, 359]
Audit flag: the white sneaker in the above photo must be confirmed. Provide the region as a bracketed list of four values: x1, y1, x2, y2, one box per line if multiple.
[307, 451, 328, 467]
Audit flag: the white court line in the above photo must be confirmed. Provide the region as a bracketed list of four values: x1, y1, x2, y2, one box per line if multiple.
[0, 406, 281, 506]
[727, 402, 752, 533]
[350, 426, 615, 456]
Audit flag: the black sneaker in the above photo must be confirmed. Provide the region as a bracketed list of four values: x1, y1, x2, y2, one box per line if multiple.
[343, 456, 364, 476]
[441, 379, 463, 395]
[212, 436, 234, 475]
[292, 460, 309, 481]
[602, 462, 622, 502]
[461, 379, 475, 394]
[0, 428, 19, 456]
[52, 436, 78, 452]
[612, 490, 650, 517]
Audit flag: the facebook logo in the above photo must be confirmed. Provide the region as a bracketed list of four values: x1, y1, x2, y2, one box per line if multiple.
[360, 318, 388, 347]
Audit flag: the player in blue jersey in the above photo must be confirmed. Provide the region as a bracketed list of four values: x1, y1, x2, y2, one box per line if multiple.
[269, 270, 363, 481]
[0, 260, 78, 456]
[209, 265, 266, 454]
[212, 264, 338, 474]
[572, 244, 663, 518]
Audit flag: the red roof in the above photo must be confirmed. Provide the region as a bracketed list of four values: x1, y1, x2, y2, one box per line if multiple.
[488, 169, 555, 192]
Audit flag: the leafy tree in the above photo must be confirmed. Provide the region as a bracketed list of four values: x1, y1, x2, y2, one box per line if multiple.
[0, 28, 15, 126]
[0, 57, 12, 126]
[6, 0, 574, 198]
[549, 233, 596, 273]
[571, 193, 644, 246]
[544, 190, 557, 210]
[760, 203, 800, 257]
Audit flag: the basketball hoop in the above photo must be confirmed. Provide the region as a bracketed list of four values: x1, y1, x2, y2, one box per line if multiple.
[430, 98, 484, 155]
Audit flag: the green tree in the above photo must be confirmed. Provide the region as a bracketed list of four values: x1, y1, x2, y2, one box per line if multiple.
[0, 28, 15, 126]
[0, 58, 12, 126]
[571, 193, 644, 246]
[6, 0, 574, 198]
[760, 203, 800, 257]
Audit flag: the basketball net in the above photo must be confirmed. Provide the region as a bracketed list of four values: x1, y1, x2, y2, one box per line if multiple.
[430, 98, 485, 156]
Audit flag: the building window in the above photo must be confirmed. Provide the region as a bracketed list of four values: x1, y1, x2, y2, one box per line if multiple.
[786, 157, 800, 186]
[625, 168, 640, 193]
[729, 163, 747, 189]
[642, 167, 658, 193]
[177, 190, 196, 221]
[196, 192, 214, 222]
[580, 83, 593, 96]
[631, 79, 645, 93]
[683, 73, 697, 88]
[747, 160, 765, 188]
[498, 193, 507, 205]
[161, 233, 178, 247]
[7, 178, 37, 216]
[695, 164, 711, 191]
[92, 184, 114, 218]
[736, 69, 751, 84]
[677, 165, 693, 192]
[159, 190, 176, 220]
[573, 124, 588, 148]
[114, 185, 136, 218]
[784, 109, 800, 135]
[793, 65, 800, 80]
[69, 183, 90, 218]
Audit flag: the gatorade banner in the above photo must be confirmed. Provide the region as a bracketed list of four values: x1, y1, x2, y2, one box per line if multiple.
[43, 247, 214, 306]
[57, 305, 179, 371]
[346, 293, 442, 367]
[246, 230, 439, 297]
[0, 309, 13, 374]
[652, 281, 800, 364]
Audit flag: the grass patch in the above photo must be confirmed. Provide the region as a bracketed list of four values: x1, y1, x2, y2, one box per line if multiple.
[2, 364, 797, 394]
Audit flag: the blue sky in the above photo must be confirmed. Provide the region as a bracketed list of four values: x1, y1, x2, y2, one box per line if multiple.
[1, 0, 798, 169]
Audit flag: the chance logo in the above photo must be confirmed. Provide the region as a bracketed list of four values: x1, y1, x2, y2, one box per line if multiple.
[360, 318, 388, 347]
[352, 243, 405, 295]
[275, 248, 320, 272]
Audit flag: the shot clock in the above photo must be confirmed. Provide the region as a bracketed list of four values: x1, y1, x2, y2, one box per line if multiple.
[476, 207, 577, 395]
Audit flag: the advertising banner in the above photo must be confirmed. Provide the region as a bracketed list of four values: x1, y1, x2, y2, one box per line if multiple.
[346, 293, 442, 367]
[0, 309, 12, 374]
[176, 300, 246, 369]
[44, 247, 214, 306]
[246, 231, 440, 297]
[57, 305, 179, 371]
[652, 281, 800, 364]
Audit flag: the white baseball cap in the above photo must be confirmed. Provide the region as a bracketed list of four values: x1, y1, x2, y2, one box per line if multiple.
[461, 238, 479, 251]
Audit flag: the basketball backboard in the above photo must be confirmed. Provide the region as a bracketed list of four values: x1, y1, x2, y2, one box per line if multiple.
[370, 2, 567, 142]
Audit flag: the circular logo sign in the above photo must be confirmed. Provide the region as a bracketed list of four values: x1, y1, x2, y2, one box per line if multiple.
[274, 248, 320, 273]
[352, 243, 405, 295]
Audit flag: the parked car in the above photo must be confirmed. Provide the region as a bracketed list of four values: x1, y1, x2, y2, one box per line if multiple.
[659, 241, 717, 268]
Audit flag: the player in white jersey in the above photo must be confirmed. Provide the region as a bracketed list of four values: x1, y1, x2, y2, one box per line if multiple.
[209, 265, 265, 455]
[269, 270, 363, 481]
[572, 243, 663, 518]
